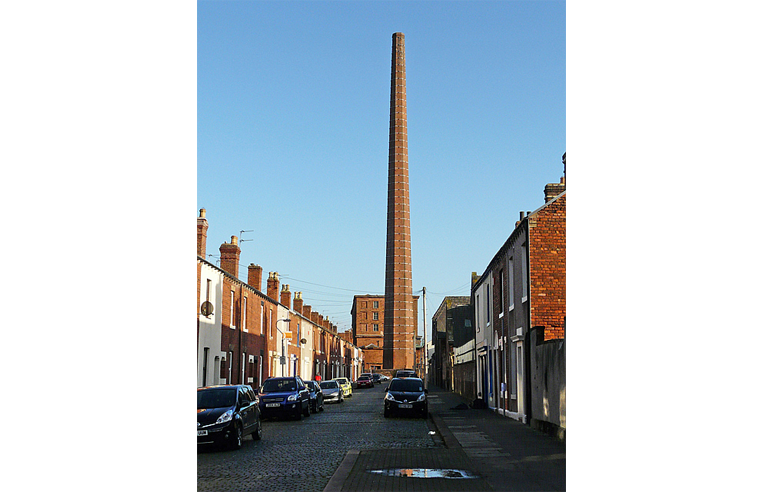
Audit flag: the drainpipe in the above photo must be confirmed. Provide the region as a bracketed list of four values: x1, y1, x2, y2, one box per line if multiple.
[524, 219, 532, 426]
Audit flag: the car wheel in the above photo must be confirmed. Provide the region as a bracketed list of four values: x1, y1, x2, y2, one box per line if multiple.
[384, 408, 390, 418]
[252, 420, 262, 441]
[303, 401, 310, 417]
[294, 406, 302, 420]
[230, 424, 243, 450]
[319, 400, 324, 412]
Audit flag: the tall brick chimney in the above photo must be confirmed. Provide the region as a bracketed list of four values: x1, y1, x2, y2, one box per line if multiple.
[219, 236, 240, 277]
[383, 32, 414, 371]
[247, 264, 262, 291]
[293, 292, 303, 314]
[267, 272, 280, 300]
[280, 284, 291, 309]
[303, 304, 312, 320]
[197, 209, 208, 258]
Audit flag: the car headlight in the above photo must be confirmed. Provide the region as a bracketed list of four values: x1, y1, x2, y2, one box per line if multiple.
[287, 394, 297, 402]
[417, 394, 426, 402]
[215, 409, 233, 424]
[385, 392, 395, 401]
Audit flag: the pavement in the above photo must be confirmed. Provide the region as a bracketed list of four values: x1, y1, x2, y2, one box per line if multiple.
[324, 386, 566, 492]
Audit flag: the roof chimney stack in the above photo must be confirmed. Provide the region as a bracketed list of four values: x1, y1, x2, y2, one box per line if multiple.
[247, 264, 263, 291]
[293, 292, 303, 314]
[219, 236, 241, 277]
[280, 284, 292, 309]
[267, 272, 280, 300]
[197, 209, 209, 258]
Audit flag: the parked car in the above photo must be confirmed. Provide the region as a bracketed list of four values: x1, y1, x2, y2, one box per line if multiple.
[197, 384, 262, 450]
[395, 369, 418, 378]
[384, 377, 428, 418]
[380, 374, 390, 381]
[319, 380, 344, 403]
[258, 376, 311, 420]
[371, 373, 382, 384]
[334, 377, 353, 397]
[356, 374, 374, 388]
[304, 380, 325, 413]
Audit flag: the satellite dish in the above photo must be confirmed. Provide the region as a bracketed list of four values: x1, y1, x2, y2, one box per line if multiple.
[300, 338, 307, 344]
[200, 301, 213, 317]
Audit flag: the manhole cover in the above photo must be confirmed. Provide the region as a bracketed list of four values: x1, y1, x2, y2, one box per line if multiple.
[368, 468, 478, 479]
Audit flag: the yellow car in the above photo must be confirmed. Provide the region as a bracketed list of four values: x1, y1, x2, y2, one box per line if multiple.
[334, 377, 353, 398]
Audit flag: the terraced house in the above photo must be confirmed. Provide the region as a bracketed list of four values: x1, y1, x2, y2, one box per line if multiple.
[197, 209, 364, 388]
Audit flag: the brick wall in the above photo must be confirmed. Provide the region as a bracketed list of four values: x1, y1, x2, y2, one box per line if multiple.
[528, 193, 566, 340]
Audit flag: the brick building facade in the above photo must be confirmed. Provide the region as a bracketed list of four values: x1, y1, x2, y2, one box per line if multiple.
[352, 294, 419, 375]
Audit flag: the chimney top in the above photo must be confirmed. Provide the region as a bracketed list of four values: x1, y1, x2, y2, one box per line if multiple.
[281, 284, 290, 292]
[199, 208, 206, 218]
[230, 235, 238, 246]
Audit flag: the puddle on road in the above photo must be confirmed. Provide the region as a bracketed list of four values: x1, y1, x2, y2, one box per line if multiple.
[368, 468, 478, 479]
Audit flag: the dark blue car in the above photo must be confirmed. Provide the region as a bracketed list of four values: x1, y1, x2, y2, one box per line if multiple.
[258, 376, 311, 420]
[197, 385, 262, 450]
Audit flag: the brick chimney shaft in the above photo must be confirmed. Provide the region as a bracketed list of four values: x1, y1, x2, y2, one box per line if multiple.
[384, 32, 414, 370]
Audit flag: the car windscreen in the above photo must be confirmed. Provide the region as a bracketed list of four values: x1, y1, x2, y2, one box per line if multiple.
[304, 381, 316, 390]
[197, 388, 237, 409]
[388, 379, 424, 392]
[320, 381, 338, 389]
[262, 379, 297, 392]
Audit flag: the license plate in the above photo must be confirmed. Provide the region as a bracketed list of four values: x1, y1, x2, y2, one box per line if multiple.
[399, 404, 413, 409]
[197, 430, 208, 436]
[266, 403, 280, 407]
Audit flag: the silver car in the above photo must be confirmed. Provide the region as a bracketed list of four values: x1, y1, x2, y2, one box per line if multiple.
[319, 380, 344, 404]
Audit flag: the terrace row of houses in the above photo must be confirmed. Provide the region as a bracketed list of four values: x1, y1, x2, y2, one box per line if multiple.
[197, 209, 364, 389]
[428, 154, 566, 440]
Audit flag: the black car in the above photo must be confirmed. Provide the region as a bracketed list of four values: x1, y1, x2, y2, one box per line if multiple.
[258, 376, 311, 420]
[304, 380, 325, 413]
[395, 369, 418, 378]
[197, 385, 262, 450]
[384, 377, 428, 418]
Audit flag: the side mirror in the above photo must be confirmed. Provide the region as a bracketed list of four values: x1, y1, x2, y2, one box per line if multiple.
[253, 389, 259, 395]
[424, 389, 428, 394]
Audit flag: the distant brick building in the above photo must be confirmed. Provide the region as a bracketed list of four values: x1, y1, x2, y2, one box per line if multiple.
[352, 294, 419, 374]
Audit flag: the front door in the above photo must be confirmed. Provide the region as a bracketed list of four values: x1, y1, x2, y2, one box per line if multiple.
[516, 342, 524, 417]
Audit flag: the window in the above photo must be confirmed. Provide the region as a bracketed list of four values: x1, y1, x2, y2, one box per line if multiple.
[373, 301, 379, 309]
[297, 322, 301, 347]
[508, 256, 514, 310]
[475, 295, 480, 330]
[486, 284, 491, 324]
[521, 242, 528, 302]
[260, 301, 265, 336]
[373, 324, 379, 331]
[206, 279, 211, 302]
[499, 269, 505, 316]
[373, 312, 379, 321]
[269, 309, 273, 338]
[242, 297, 247, 331]
[230, 291, 235, 328]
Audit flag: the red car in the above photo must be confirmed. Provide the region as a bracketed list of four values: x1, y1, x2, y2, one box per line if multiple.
[356, 374, 374, 388]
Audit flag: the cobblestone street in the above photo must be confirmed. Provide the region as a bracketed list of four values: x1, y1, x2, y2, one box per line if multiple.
[197, 385, 436, 492]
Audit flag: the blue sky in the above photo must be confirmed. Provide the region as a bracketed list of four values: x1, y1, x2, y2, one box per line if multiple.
[198, 0, 566, 338]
